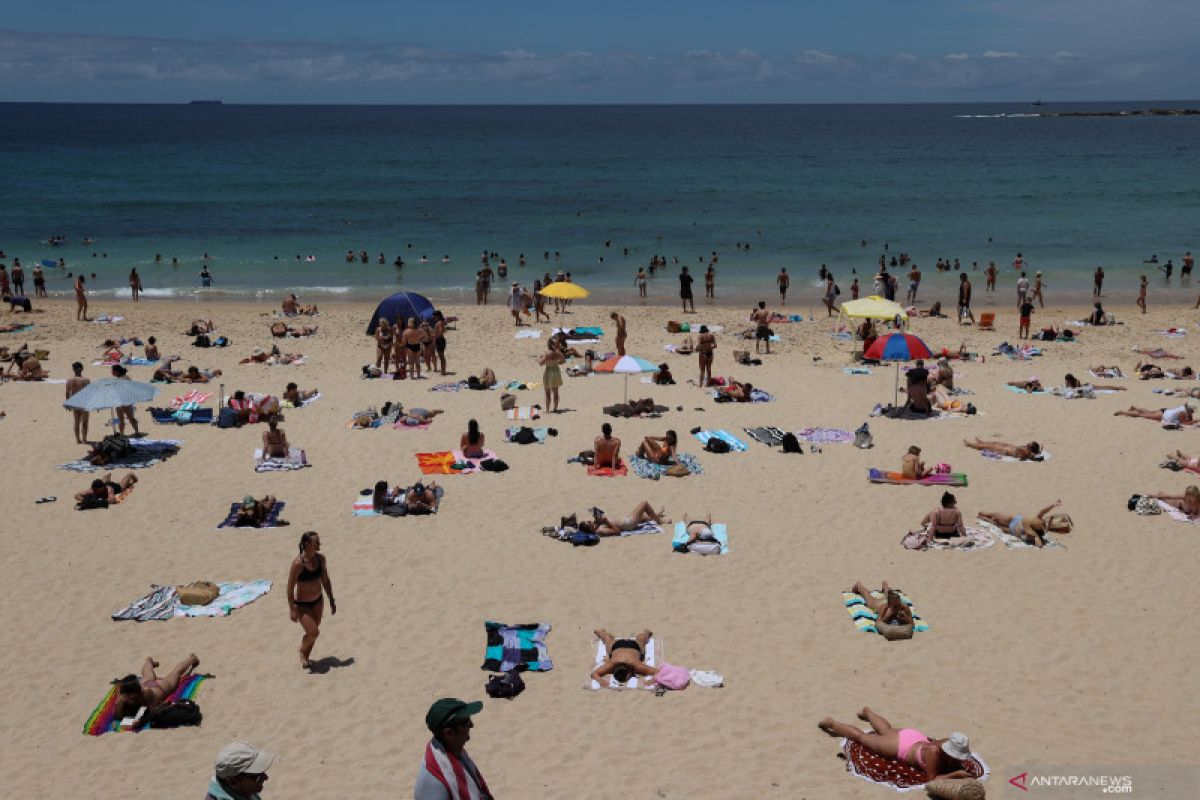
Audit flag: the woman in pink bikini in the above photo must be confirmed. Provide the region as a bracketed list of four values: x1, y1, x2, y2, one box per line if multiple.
[819, 707, 974, 782]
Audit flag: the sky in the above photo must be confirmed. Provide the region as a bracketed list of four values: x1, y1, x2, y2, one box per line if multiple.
[1, 0, 1198, 103]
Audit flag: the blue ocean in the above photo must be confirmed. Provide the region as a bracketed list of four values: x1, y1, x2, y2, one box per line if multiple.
[0, 102, 1197, 304]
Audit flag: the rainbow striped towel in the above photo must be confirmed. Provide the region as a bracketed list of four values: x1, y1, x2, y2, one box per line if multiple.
[83, 674, 208, 735]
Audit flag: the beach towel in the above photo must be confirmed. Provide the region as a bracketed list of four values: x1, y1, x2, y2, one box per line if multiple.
[353, 485, 444, 516]
[151, 407, 213, 425]
[843, 367, 873, 375]
[628, 452, 703, 479]
[979, 450, 1051, 463]
[552, 327, 600, 344]
[1004, 384, 1050, 395]
[216, 501, 285, 529]
[1156, 499, 1198, 523]
[83, 674, 208, 736]
[1089, 369, 1124, 380]
[841, 590, 929, 635]
[347, 417, 384, 429]
[93, 357, 158, 367]
[710, 387, 774, 403]
[795, 427, 854, 444]
[505, 406, 542, 420]
[112, 585, 178, 622]
[841, 736, 988, 791]
[620, 520, 663, 536]
[393, 420, 432, 430]
[975, 518, 1063, 549]
[176, 580, 271, 617]
[0, 323, 34, 334]
[430, 381, 467, 392]
[514, 329, 542, 339]
[587, 459, 628, 477]
[1159, 328, 1187, 338]
[504, 426, 548, 444]
[266, 356, 306, 366]
[170, 390, 213, 409]
[693, 429, 749, 452]
[58, 439, 182, 473]
[281, 391, 321, 409]
[589, 637, 658, 690]
[254, 448, 309, 472]
[927, 525, 995, 551]
[416, 451, 489, 475]
[91, 315, 125, 324]
[672, 521, 729, 554]
[744, 426, 787, 446]
[869, 468, 968, 487]
[503, 380, 538, 391]
[481, 621, 553, 673]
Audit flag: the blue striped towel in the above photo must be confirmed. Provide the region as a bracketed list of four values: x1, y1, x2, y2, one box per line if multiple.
[693, 429, 748, 452]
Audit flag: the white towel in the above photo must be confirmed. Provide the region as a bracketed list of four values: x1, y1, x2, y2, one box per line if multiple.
[589, 637, 658, 690]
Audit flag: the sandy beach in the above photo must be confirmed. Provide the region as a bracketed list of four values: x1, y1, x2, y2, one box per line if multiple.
[2, 289, 1198, 798]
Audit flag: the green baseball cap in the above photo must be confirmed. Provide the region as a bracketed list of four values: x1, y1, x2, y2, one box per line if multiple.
[425, 697, 483, 733]
[242, 495, 256, 507]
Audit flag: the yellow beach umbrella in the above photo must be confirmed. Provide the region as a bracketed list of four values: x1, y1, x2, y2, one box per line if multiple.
[537, 282, 590, 300]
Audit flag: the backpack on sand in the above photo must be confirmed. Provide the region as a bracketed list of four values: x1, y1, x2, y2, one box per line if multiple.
[139, 699, 202, 729]
[704, 438, 731, 454]
[780, 432, 803, 453]
[485, 670, 526, 700]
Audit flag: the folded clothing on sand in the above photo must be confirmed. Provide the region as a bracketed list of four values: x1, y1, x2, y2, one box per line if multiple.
[693, 430, 748, 452]
[672, 521, 728, 554]
[841, 736, 987, 790]
[216, 501, 285, 529]
[841, 590, 929, 635]
[589, 637, 658, 690]
[482, 621, 553, 672]
[869, 468, 968, 486]
[84, 674, 207, 735]
[628, 453, 703, 479]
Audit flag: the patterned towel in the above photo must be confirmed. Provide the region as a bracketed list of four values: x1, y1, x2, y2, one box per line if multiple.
[281, 392, 321, 409]
[796, 427, 853, 444]
[171, 391, 212, 409]
[628, 453, 703, 479]
[514, 329, 542, 339]
[481, 621, 553, 672]
[59, 439, 182, 473]
[216, 501, 285, 529]
[589, 637, 658, 690]
[254, 448, 309, 472]
[922, 525, 996, 551]
[93, 357, 159, 367]
[841, 590, 929, 635]
[416, 451, 490, 475]
[843, 367, 872, 375]
[841, 736, 987, 791]
[393, 420, 432, 430]
[868, 469, 968, 487]
[975, 518, 1063, 549]
[979, 450, 1051, 463]
[744, 426, 787, 446]
[112, 585, 178, 622]
[1004, 384, 1050, 395]
[693, 429, 749, 452]
[83, 674, 208, 736]
[505, 406, 542, 420]
[176, 580, 272, 617]
[672, 521, 728, 554]
[504, 426, 548, 444]
[352, 493, 378, 516]
[430, 381, 467, 392]
[0, 323, 34, 334]
[587, 460, 628, 477]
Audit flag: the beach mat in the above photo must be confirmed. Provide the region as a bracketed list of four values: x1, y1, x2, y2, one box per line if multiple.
[587, 459, 628, 477]
[504, 426, 548, 444]
[693, 429, 748, 452]
[869, 469, 968, 487]
[83, 674, 208, 736]
[216, 501, 285, 529]
[628, 453, 703, 479]
[588, 637, 658, 690]
[672, 521, 728, 554]
[840, 736, 988, 791]
[176, 580, 272, 617]
[841, 590, 929, 635]
[505, 406, 542, 420]
[482, 621, 553, 673]
[254, 448, 309, 471]
[59, 439, 182, 473]
[744, 426, 786, 447]
[796, 427, 853, 444]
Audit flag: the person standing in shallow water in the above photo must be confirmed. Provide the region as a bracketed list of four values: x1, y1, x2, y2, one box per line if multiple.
[679, 266, 695, 313]
[777, 268, 789, 304]
[1137, 275, 1148, 314]
[705, 264, 715, 300]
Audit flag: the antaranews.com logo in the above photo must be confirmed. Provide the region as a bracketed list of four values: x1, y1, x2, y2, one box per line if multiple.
[1010, 771, 1133, 793]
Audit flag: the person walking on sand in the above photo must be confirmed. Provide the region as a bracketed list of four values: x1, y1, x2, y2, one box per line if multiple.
[66, 361, 90, 444]
[129, 268, 142, 302]
[1094, 266, 1104, 297]
[957, 273, 975, 326]
[507, 282, 523, 326]
[415, 698, 493, 800]
[111, 365, 140, 435]
[611, 311, 627, 356]
[1137, 274, 1148, 314]
[288, 531, 336, 670]
[777, 268, 789, 304]
[1016, 271, 1029, 308]
[538, 340, 564, 413]
[1032, 271, 1045, 307]
[74, 274, 89, 321]
[697, 324, 716, 385]
[679, 266, 695, 313]
[751, 301, 772, 355]
[1019, 298, 1034, 339]
[206, 741, 275, 800]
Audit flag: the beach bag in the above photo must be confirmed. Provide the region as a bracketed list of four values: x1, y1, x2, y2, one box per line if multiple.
[1045, 513, 1073, 532]
[511, 427, 538, 445]
[877, 622, 915, 641]
[141, 699, 202, 729]
[665, 464, 690, 478]
[382, 502, 408, 517]
[176, 581, 220, 606]
[217, 407, 239, 429]
[480, 458, 509, 472]
[902, 529, 932, 550]
[934, 462, 952, 474]
[484, 669, 526, 700]
[569, 531, 599, 546]
[852, 423, 873, 449]
[781, 432, 802, 453]
[500, 393, 516, 411]
[192, 334, 211, 348]
[77, 494, 109, 510]
[704, 437, 731, 454]
[654, 663, 691, 690]
[689, 540, 722, 556]
[667, 321, 682, 333]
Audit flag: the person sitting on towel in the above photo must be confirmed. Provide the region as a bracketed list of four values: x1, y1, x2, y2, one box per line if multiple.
[236, 494, 278, 527]
[635, 430, 677, 464]
[653, 362, 675, 385]
[901, 445, 932, 479]
[261, 416, 290, 459]
[112, 653, 201, 722]
[919, 492, 965, 540]
[578, 501, 668, 536]
[675, 514, 718, 552]
[819, 708, 975, 783]
[593, 423, 621, 468]
[905, 360, 932, 413]
[590, 628, 660, 687]
[850, 581, 915, 633]
[460, 419, 486, 458]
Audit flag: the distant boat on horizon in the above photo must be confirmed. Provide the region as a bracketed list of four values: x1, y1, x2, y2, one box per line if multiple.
[188, 100, 223, 106]
[1031, 99, 1045, 107]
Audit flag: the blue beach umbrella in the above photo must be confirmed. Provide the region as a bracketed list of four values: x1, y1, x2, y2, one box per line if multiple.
[366, 292, 435, 335]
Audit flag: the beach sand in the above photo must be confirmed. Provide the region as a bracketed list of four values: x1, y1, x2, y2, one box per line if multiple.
[1, 290, 1197, 798]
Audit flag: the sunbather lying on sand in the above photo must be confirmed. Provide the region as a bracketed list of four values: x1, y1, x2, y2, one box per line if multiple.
[188, 320, 215, 335]
[919, 492, 965, 540]
[236, 494, 278, 527]
[978, 499, 1068, 547]
[717, 379, 752, 402]
[930, 389, 970, 413]
[818, 708, 975, 783]
[283, 382, 318, 404]
[270, 321, 317, 338]
[578, 501, 669, 536]
[398, 406, 443, 426]
[178, 366, 220, 383]
[1090, 365, 1124, 378]
[676, 514, 718, 552]
[1115, 403, 1196, 426]
[1150, 486, 1200, 518]
[591, 628, 659, 687]
[850, 581, 915, 629]
[75, 472, 138, 504]
[636, 431, 677, 464]
[405, 482, 441, 514]
[1166, 451, 1200, 472]
[466, 367, 497, 389]
[1064, 373, 1124, 391]
[1134, 347, 1183, 359]
[963, 437, 1042, 460]
[1006, 378, 1043, 392]
[113, 653, 201, 721]
[675, 335, 695, 355]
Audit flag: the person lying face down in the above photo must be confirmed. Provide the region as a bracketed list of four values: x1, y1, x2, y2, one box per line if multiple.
[590, 628, 660, 687]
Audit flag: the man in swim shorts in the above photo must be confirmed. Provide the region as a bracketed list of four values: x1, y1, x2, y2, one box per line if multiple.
[751, 301, 771, 355]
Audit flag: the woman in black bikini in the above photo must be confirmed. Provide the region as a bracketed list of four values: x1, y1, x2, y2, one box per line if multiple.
[432, 310, 448, 375]
[400, 317, 424, 378]
[374, 319, 394, 374]
[288, 531, 336, 670]
[590, 628, 659, 687]
[919, 492, 965, 539]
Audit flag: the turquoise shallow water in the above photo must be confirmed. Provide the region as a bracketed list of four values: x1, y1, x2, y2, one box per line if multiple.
[0, 101, 1197, 304]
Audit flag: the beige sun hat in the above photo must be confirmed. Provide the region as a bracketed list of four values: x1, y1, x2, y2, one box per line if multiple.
[941, 732, 972, 760]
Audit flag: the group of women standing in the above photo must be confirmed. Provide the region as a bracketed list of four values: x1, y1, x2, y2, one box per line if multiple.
[373, 314, 448, 378]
